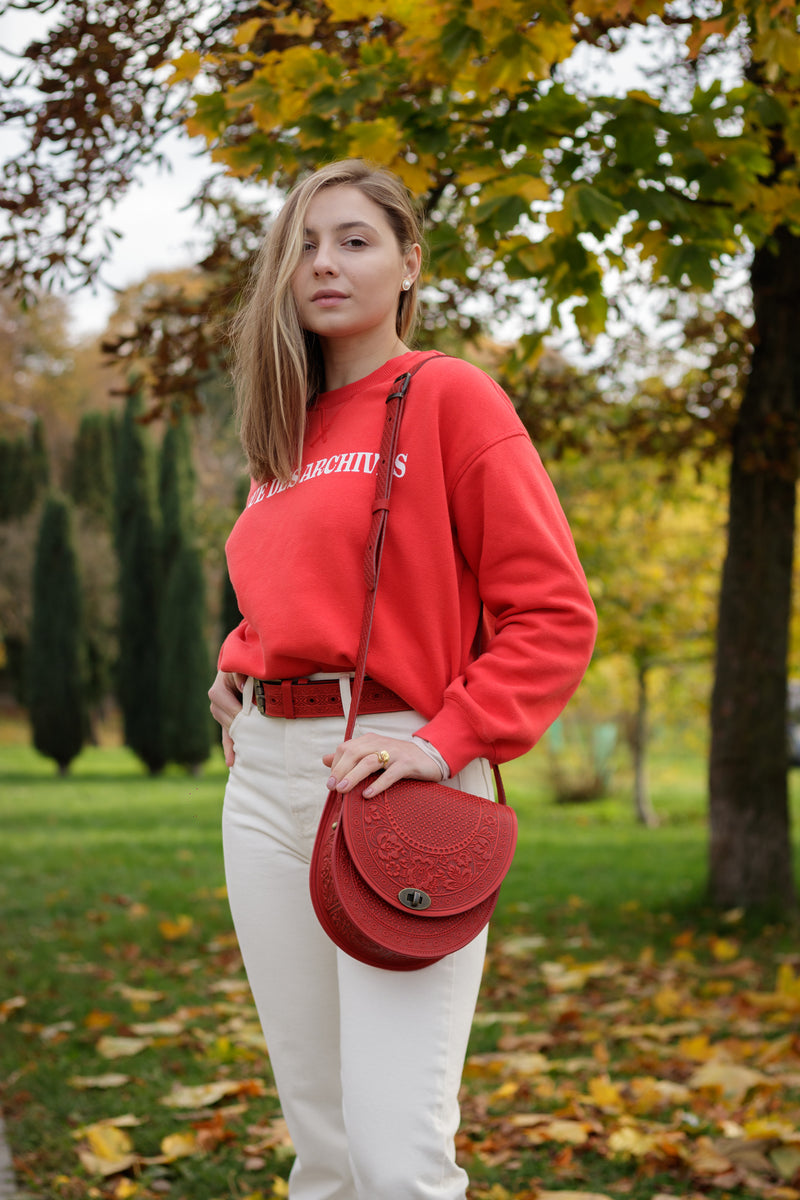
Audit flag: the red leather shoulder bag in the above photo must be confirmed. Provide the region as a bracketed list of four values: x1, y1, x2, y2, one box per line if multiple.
[309, 357, 518, 970]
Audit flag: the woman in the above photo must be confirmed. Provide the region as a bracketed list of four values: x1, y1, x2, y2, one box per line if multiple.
[209, 158, 597, 1200]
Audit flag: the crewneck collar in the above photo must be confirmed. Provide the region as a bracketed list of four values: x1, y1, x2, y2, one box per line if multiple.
[315, 350, 426, 408]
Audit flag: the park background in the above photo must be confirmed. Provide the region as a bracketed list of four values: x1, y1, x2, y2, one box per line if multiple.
[2, 1, 800, 1198]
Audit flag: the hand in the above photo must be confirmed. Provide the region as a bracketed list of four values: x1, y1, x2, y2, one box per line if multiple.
[208, 670, 247, 768]
[323, 734, 443, 798]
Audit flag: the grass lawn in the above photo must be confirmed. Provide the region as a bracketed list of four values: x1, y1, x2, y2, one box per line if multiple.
[2, 723, 800, 1200]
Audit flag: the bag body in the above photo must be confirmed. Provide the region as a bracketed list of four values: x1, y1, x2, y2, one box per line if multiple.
[310, 772, 517, 970]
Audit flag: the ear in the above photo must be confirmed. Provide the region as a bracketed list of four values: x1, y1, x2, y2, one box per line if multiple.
[403, 243, 422, 285]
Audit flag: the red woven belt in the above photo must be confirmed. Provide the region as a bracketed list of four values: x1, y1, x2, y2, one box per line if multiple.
[253, 677, 409, 719]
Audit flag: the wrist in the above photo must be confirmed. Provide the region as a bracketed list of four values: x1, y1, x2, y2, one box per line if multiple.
[412, 736, 450, 780]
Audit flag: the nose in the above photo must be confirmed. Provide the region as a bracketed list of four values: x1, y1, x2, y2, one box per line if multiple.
[312, 240, 338, 277]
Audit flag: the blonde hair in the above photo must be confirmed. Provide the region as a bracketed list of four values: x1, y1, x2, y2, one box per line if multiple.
[231, 160, 424, 484]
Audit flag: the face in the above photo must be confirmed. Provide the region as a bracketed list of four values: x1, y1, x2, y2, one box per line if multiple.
[291, 185, 420, 348]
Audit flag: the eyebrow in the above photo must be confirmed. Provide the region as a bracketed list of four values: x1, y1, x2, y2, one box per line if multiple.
[302, 220, 380, 236]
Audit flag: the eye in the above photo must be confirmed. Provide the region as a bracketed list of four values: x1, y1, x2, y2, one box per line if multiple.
[343, 236, 368, 249]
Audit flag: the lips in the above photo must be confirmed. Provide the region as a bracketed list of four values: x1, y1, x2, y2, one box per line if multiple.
[311, 289, 348, 301]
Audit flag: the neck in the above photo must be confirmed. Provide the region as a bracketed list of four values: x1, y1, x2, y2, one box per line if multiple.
[320, 331, 408, 391]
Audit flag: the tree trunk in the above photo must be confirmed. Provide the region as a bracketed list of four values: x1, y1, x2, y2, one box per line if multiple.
[708, 227, 799, 911]
[631, 659, 659, 828]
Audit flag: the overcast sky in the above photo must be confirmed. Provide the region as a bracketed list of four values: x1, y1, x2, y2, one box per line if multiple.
[0, 5, 227, 339]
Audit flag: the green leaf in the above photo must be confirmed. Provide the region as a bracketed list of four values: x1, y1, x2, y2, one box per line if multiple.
[440, 19, 482, 64]
[473, 194, 529, 235]
[185, 93, 230, 141]
[573, 186, 626, 234]
[659, 243, 715, 291]
[427, 225, 472, 279]
[573, 288, 608, 341]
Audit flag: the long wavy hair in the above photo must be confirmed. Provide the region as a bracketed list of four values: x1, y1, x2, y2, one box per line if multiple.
[231, 160, 424, 485]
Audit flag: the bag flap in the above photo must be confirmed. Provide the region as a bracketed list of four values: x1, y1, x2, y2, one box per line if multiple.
[342, 774, 517, 917]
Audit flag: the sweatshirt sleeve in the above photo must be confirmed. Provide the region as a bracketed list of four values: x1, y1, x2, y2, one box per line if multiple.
[415, 430, 597, 774]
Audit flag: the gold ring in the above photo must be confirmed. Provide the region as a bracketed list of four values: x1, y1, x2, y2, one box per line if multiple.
[376, 749, 390, 768]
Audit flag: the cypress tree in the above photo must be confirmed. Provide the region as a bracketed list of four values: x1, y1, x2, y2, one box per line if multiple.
[158, 416, 195, 564]
[28, 494, 87, 774]
[70, 412, 114, 523]
[12, 433, 37, 516]
[159, 416, 210, 770]
[71, 412, 117, 727]
[114, 385, 166, 774]
[29, 418, 50, 496]
[162, 541, 211, 770]
[0, 422, 49, 519]
[0, 437, 14, 519]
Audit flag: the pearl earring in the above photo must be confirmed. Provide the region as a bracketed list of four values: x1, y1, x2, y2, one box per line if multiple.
[402, 279, 412, 291]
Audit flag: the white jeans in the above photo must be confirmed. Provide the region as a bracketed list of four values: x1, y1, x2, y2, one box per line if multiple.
[222, 677, 492, 1200]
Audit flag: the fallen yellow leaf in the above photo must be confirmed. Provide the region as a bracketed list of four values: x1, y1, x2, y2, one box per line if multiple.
[113, 1179, 140, 1199]
[607, 1125, 661, 1159]
[509, 1113, 596, 1145]
[78, 1147, 137, 1177]
[112, 984, 164, 1005]
[160, 1131, 201, 1161]
[96, 1035, 152, 1059]
[471, 1011, 528, 1026]
[535, 1119, 594, 1146]
[129, 1018, 186, 1036]
[686, 1138, 735, 1177]
[160, 1079, 265, 1108]
[587, 1075, 625, 1112]
[653, 986, 685, 1018]
[743, 1117, 800, 1142]
[73, 1114, 142, 1136]
[777, 963, 800, 1002]
[69, 1074, 130, 1090]
[709, 936, 740, 961]
[89, 1125, 134, 1156]
[688, 1059, 766, 1101]
[158, 914, 194, 940]
[0, 996, 26, 1022]
[611, 1020, 701, 1042]
[464, 1051, 549, 1078]
[77, 1124, 137, 1177]
[84, 1010, 115, 1030]
[534, 1192, 614, 1200]
[678, 1034, 715, 1062]
[772, 1146, 800, 1182]
[540, 960, 619, 991]
[627, 1076, 691, 1112]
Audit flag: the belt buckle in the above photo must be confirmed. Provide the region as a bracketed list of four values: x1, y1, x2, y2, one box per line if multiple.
[254, 679, 267, 716]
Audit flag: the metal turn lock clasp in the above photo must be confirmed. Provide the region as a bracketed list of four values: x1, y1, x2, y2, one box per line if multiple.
[398, 887, 432, 911]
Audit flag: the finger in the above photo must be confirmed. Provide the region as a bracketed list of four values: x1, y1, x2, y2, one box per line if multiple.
[360, 759, 414, 797]
[325, 736, 427, 792]
[209, 676, 243, 727]
[361, 746, 442, 797]
[331, 751, 385, 793]
[323, 738, 375, 783]
[222, 728, 235, 768]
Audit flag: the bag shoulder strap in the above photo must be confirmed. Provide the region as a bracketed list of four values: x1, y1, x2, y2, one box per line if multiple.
[347, 353, 442, 732]
[346, 352, 506, 804]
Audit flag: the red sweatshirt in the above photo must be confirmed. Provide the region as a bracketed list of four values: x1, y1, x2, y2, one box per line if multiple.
[219, 351, 597, 774]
